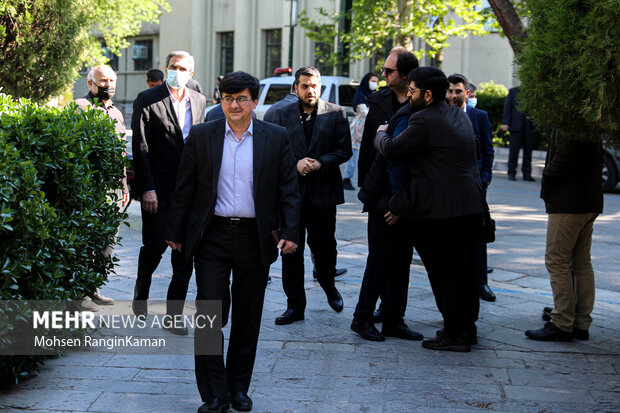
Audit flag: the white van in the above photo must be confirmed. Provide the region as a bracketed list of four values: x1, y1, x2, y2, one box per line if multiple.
[255, 75, 359, 120]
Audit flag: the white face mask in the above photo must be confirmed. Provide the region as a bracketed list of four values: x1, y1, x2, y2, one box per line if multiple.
[368, 81, 378, 91]
[166, 69, 191, 90]
[467, 97, 477, 108]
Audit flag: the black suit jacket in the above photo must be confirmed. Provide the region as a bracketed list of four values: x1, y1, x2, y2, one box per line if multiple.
[357, 88, 400, 186]
[375, 101, 485, 219]
[131, 83, 207, 201]
[502, 87, 527, 132]
[164, 118, 300, 266]
[466, 107, 494, 187]
[263, 98, 352, 207]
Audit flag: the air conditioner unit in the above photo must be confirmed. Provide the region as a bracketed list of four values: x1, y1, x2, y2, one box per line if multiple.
[132, 45, 149, 60]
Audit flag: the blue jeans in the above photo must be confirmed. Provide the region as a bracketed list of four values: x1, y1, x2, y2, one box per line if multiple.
[344, 147, 359, 180]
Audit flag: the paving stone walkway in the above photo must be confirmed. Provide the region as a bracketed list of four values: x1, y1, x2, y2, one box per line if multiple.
[1, 157, 618, 412]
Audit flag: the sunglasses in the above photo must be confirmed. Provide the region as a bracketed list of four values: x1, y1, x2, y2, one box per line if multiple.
[382, 67, 397, 76]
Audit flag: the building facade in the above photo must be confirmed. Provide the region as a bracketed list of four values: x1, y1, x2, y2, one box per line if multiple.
[73, 0, 517, 122]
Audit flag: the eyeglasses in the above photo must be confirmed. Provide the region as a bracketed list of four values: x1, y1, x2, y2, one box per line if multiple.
[221, 96, 252, 105]
[382, 67, 397, 76]
[408, 87, 425, 94]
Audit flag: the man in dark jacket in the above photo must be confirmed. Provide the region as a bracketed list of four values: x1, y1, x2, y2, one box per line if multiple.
[447, 74, 496, 302]
[502, 86, 535, 181]
[375, 67, 486, 352]
[525, 131, 603, 342]
[355, 47, 418, 323]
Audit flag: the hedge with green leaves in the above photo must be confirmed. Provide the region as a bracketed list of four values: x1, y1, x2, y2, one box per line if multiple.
[0, 93, 126, 382]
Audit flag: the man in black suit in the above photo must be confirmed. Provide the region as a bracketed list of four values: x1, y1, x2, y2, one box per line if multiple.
[502, 86, 535, 181]
[447, 74, 496, 302]
[264, 66, 352, 325]
[131, 50, 207, 330]
[165, 72, 300, 413]
[354, 47, 418, 326]
[375, 67, 486, 352]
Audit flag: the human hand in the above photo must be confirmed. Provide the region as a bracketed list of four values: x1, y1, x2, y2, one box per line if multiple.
[277, 239, 298, 254]
[377, 124, 388, 133]
[384, 211, 400, 225]
[501, 124, 509, 132]
[166, 240, 183, 251]
[141, 191, 158, 214]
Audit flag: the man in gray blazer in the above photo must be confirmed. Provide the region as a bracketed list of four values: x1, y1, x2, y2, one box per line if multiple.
[264, 66, 352, 325]
[131, 50, 207, 329]
[375, 67, 486, 352]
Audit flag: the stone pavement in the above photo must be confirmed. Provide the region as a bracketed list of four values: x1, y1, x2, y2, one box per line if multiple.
[1, 157, 619, 413]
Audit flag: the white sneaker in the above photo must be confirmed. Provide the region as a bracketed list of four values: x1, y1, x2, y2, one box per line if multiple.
[92, 289, 115, 305]
[81, 297, 100, 312]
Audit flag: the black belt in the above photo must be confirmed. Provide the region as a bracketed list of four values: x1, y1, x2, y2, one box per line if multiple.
[212, 216, 256, 227]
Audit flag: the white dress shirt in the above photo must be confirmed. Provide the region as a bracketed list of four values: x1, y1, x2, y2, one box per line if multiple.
[166, 83, 193, 141]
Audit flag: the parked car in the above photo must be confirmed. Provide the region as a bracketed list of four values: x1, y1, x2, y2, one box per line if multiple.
[254, 75, 359, 120]
[603, 146, 620, 192]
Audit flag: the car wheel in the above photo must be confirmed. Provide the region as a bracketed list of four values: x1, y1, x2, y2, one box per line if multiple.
[602, 153, 618, 192]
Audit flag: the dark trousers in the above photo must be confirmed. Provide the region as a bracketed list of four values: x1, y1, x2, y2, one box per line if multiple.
[508, 125, 534, 177]
[475, 189, 489, 286]
[194, 219, 269, 402]
[281, 199, 337, 311]
[414, 215, 479, 338]
[354, 210, 412, 324]
[134, 200, 193, 315]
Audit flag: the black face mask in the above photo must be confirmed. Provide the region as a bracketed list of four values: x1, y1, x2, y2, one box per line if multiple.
[95, 86, 115, 101]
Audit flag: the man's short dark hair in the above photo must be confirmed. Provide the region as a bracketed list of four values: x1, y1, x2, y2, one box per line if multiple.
[294, 66, 321, 86]
[447, 73, 469, 89]
[146, 69, 164, 82]
[408, 67, 449, 105]
[468, 83, 477, 93]
[219, 72, 260, 100]
[390, 46, 419, 77]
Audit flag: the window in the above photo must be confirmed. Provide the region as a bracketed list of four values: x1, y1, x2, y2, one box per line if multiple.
[219, 32, 234, 75]
[338, 85, 357, 107]
[264, 29, 282, 77]
[133, 39, 153, 71]
[264, 84, 291, 105]
[101, 45, 118, 72]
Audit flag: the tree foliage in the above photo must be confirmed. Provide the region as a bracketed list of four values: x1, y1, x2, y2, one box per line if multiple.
[0, 0, 170, 102]
[516, 0, 620, 146]
[299, 0, 496, 65]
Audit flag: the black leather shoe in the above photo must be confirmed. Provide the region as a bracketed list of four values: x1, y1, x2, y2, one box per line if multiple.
[275, 308, 304, 325]
[231, 392, 252, 412]
[197, 397, 229, 413]
[313, 267, 347, 280]
[436, 329, 478, 345]
[525, 322, 572, 341]
[573, 327, 589, 340]
[508, 175, 516, 181]
[422, 336, 471, 352]
[542, 306, 552, 321]
[479, 284, 496, 302]
[131, 299, 147, 320]
[163, 325, 189, 336]
[323, 285, 344, 312]
[382, 322, 423, 341]
[351, 319, 385, 341]
[343, 178, 355, 190]
[523, 175, 536, 182]
[267, 275, 272, 284]
[486, 267, 494, 274]
[373, 307, 384, 323]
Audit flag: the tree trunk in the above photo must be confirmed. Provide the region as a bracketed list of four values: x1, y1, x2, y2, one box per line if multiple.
[488, 0, 526, 54]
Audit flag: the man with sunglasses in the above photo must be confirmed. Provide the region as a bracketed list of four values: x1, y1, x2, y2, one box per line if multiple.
[352, 47, 419, 339]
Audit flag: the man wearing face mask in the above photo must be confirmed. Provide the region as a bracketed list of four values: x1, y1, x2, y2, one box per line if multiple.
[447, 74, 495, 303]
[131, 50, 207, 331]
[75, 65, 129, 309]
